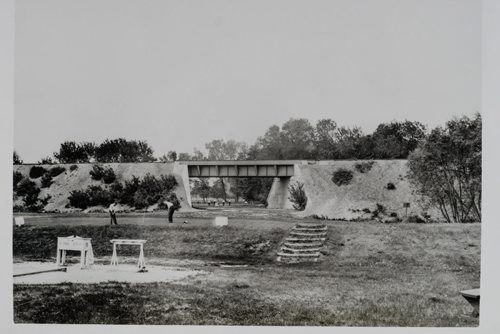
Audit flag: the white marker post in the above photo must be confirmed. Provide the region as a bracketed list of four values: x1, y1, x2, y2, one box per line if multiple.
[214, 217, 228, 227]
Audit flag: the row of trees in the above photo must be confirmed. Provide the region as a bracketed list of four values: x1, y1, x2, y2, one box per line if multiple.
[13, 119, 427, 165]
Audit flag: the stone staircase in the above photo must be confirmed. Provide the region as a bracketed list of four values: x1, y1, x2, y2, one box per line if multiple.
[277, 223, 328, 263]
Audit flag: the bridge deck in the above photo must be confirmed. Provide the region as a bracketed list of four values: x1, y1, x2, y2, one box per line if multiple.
[178, 160, 303, 178]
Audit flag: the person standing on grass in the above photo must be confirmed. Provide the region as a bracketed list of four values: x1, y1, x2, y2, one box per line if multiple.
[163, 197, 181, 223]
[108, 201, 118, 225]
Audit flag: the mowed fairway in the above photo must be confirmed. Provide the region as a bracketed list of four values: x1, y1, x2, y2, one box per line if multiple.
[13, 212, 481, 326]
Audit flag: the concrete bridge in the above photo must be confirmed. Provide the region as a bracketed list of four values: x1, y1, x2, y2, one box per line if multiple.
[178, 160, 304, 178]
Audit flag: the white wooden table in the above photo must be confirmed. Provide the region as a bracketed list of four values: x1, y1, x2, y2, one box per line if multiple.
[110, 239, 147, 268]
[56, 236, 94, 269]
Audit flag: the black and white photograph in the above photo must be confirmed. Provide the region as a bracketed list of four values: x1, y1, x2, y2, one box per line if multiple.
[5, 0, 492, 329]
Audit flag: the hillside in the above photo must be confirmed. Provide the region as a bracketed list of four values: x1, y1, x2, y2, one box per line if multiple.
[269, 160, 441, 221]
[13, 162, 192, 213]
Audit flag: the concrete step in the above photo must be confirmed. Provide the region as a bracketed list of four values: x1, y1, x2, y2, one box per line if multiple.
[280, 247, 321, 253]
[285, 237, 326, 242]
[284, 242, 323, 248]
[277, 252, 320, 258]
[293, 226, 327, 232]
[297, 223, 326, 229]
[289, 231, 327, 237]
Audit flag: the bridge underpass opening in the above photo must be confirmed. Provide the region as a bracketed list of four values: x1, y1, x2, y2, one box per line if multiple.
[178, 161, 303, 209]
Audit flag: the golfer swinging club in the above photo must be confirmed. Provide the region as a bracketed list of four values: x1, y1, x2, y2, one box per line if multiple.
[108, 201, 118, 225]
[163, 196, 180, 223]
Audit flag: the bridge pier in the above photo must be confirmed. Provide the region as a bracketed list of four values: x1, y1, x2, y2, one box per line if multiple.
[267, 177, 293, 209]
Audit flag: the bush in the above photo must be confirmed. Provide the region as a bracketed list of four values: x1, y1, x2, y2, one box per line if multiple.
[68, 190, 91, 209]
[355, 161, 375, 173]
[68, 173, 178, 210]
[40, 173, 53, 188]
[121, 176, 141, 205]
[371, 203, 386, 219]
[90, 164, 105, 180]
[16, 179, 42, 211]
[130, 173, 178, 209]
[69, 164, 78, 171]
[13, 171, 24, 191]
[386, 182, 396, 190]
[90, 164, 115, 183]
[332, 168, 354, 186]
[29, 166, 47, 179]
[16, 179, 39, 197]
[68, 185, 114, 209]
[102, 167, 116, 184]
[49, 166, 66, 177]
[288, 181, 307, 211]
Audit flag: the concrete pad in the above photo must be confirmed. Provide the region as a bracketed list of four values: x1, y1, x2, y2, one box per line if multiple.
[13, 261, 204, 285]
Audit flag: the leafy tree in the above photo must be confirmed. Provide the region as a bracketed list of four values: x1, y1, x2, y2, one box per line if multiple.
[210, 178, 227, 201]
[191, 179, 210, 202]
[167, 151, 177, 161]
[314, 119, 338, 159]
[372, 121, 427, 158]
[334, 126, 364, 159]
[254, 125, 283, 159]
[38, 156, 54, 164]
[94, 138, 156, 162]
[407, 114, 481, 223]
[13, 151, 23, 164]
[239, 177, 273, 204]
[54, 141, 95, 163]
[280, 118, 315, 159]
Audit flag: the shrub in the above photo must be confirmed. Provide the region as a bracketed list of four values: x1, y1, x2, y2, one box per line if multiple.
[131, 173, 178, 208]
[29, 166, 47, 179]
[101, 167, 116, 184]
[16, 179, 39, 198]
[90, 164, 105, 180]
[90, 164, 115, 183]
[371, 203, 387, 219]
[288, 181, 307, 211]
[121, 176, 141, 205]
[49, 166, 66, 177]
[332, 168, 354, 186]
[86, 185, 113, 207]
[68, 185, 114, 209]
[16, 179, 42, 211]
[70, 164, 78, 171]
[68, 190, 91, 209]
[13, 171, 24, 191]
[386, 182, 396, 190]
[355, 161, 375, 173]
[40, 173, 53, 188]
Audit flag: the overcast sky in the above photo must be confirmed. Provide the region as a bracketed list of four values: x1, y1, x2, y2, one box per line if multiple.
[14, 0, 480, 162]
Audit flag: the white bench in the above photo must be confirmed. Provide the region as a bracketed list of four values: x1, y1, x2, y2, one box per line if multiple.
[56, 236, 94, 269]
[460, 288, 480, 317]
[110, 239, 147, 268]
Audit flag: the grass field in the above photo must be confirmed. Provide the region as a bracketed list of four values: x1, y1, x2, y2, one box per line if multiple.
[12, 211, 481, 326]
